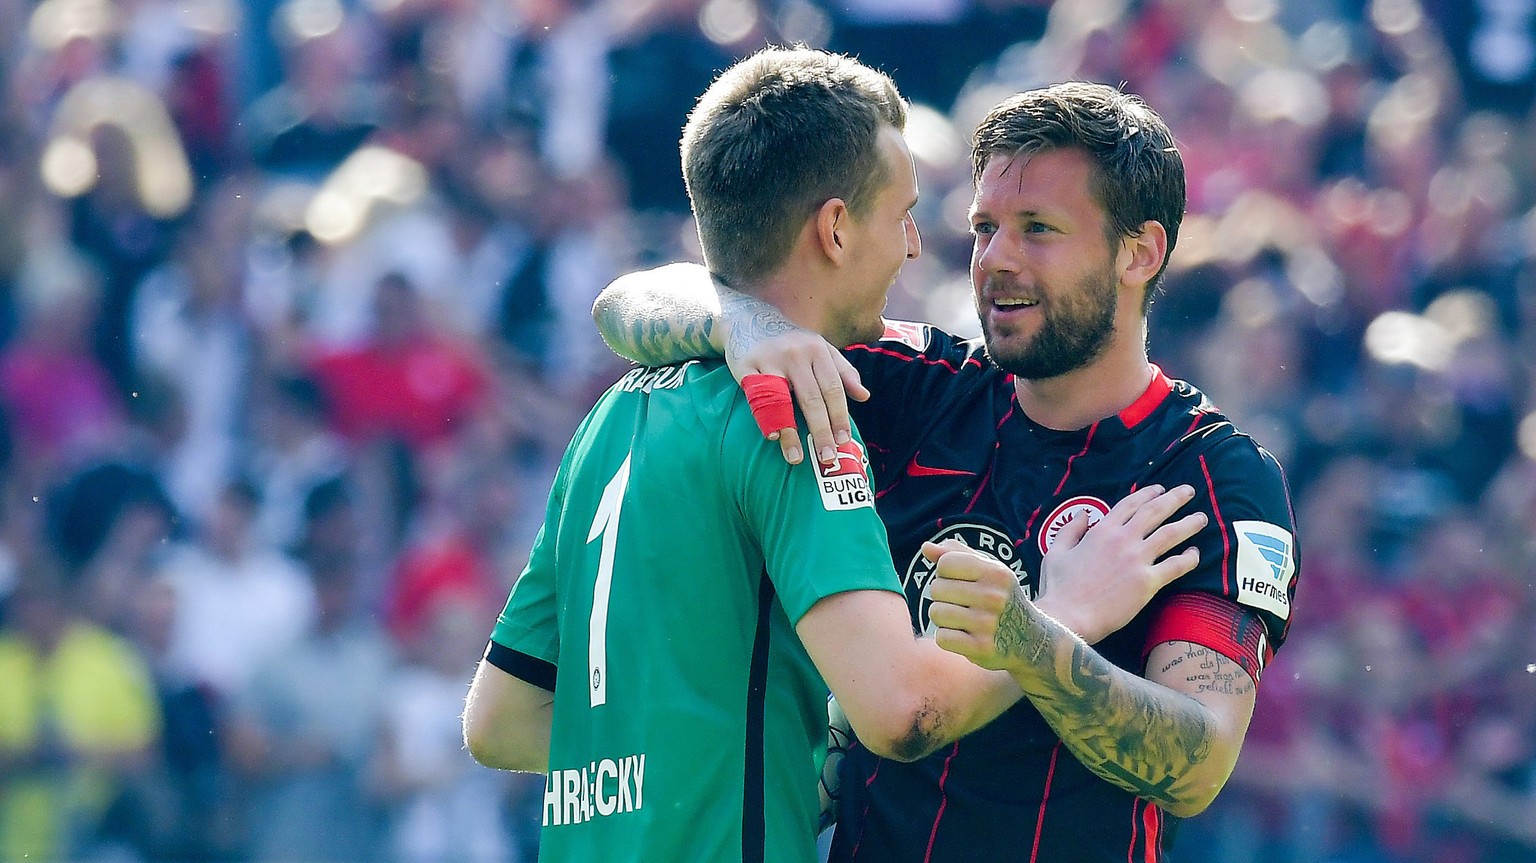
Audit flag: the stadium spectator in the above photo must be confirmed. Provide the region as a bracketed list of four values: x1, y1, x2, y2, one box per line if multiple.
[0, 561, 162, 863]
[155, 479, 316, 698]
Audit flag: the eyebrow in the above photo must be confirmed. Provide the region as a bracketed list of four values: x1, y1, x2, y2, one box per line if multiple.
[969, 206, 1044, 220]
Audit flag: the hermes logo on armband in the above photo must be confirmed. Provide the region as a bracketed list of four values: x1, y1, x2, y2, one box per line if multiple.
[814, 437, 873, 511]
[1234, 520, 1296, 621]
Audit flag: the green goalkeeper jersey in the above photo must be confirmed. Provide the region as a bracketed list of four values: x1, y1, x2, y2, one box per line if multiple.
[487, 359, 902, 863]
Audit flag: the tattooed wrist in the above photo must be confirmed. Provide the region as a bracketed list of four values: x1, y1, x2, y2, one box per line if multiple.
[997, 590, 1047, 666]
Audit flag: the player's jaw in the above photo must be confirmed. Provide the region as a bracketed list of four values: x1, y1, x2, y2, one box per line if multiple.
[977, 267, 1119, 381]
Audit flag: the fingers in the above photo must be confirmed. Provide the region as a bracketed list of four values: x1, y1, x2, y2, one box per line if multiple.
[1051, 510, 1092, 551]
[832, 351, 870, 404]
[746, 339, 860, 466]
[933, 625, 983, 660]
[919, 538, 974, 565]
[784, 353, 848, 467]
[1145, 511, 1208, 560]
[929, 545, 1014, 597]
[1124, 485, 1197, 537]
[792, 343, 862, 466]
[775, 430, 804, 465]
[1149, 546, 1200, 587]
[1102, 484, 1167, 526]
[743, 373, 796, 439]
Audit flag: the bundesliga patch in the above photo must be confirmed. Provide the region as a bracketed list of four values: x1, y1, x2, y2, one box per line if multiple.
[1233, 520, 1295, 621]
[903, 520, 1032, 635]
[880, 320, 930, 352]
[1038, 495, 1111, 555]
[813, 436, 873, 511]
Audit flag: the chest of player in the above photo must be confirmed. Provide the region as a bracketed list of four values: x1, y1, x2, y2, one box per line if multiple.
[871, 401, 1175, 652]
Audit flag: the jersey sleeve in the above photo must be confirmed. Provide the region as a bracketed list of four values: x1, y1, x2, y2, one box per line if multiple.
[485, 447, 572, 691]
[722, 396, 904, 626]
[1144, 434, 1299, 679]
[842, 321, 990, 465]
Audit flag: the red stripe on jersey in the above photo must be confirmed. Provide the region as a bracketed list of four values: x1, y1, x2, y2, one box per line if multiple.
[1023, 503, 1044, 544]
[1029, 742, 1062, 863]
[966, 465, 992, 512]
[849, 757, 882, 859]
[922, 741, 961, 863]
[847, 344, 981, 373]
[1143, 592, 1271, 682]
[1052, 422, 1099, 495]
[1166, 414, 1203, 453]
[1118, 365, 1174, 427]
[1142, 800, 1161, 861]
[1126, 800, 1138, 863]
[1199, 454, 1231, 594]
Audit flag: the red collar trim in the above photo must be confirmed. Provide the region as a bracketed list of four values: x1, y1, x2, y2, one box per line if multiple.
[1117, 364, 1173, 428]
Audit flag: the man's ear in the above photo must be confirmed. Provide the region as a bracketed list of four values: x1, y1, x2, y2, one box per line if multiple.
[815, 198, 851, 265]
[1118, 220, 1168, 293]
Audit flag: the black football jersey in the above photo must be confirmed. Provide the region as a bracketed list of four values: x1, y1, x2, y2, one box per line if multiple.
[828, 322, 1299, 863]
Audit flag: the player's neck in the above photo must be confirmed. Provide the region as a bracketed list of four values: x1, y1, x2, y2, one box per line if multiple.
[753, 260, 839, 342]
[1012, 332, 1153, 432]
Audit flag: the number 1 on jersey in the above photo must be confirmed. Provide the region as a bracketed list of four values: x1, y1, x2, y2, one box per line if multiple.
[586, 454, 631, 707]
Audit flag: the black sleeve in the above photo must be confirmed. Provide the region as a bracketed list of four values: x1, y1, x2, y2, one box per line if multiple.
[484, 641, 557, 692]
[1150, 431, 1300, 651]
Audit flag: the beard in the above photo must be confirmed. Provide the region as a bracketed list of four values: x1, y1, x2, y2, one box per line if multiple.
[979, 267, 1118, 380]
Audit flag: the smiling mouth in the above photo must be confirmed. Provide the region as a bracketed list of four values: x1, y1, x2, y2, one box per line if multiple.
[991, 298, 1039, 310]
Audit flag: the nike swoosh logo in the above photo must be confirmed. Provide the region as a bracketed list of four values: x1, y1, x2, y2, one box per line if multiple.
[904, 454, 976, 478]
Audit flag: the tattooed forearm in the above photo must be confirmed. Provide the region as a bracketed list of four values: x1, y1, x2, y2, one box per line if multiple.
[622, 313, 717, 366]
[592, 274, 805, 368]
[592, 267, 728, 366]
[1003, 605, 1219, 809]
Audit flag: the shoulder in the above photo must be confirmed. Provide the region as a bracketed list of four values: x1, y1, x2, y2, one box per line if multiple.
[1160, 380, 1287, 476]
[846, 320, 992, 373]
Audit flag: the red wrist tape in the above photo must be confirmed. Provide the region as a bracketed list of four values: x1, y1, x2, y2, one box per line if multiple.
[742, 374, 796, 438]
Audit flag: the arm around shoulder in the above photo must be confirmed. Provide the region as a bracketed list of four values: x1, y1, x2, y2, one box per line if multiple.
[591, 262, 726, 366]
[462, 657, 555, 773]
[795, 589, 1021, 762]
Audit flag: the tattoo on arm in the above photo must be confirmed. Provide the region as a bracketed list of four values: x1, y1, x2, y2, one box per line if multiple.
[1000, 607, 1224, 808]
[593, 280, 802, 368]
[624, 312, 716, 366]
[1161, 643, 1257, 698]
[720, 290, 800, 367]
[593, 277, 726, 366]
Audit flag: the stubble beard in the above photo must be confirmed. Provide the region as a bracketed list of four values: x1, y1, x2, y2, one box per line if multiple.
[980, 268, 1118, 381]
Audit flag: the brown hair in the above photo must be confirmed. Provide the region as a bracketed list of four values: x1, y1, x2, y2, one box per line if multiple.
[681, 47, 907, 287]
[972, 82, 1185, 310]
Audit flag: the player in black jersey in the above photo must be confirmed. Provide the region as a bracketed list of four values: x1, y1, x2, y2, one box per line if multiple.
[593, 82, 1298, 863]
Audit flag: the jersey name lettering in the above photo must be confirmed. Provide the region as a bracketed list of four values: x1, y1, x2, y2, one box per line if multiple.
[616, 362, 696, 393]
[543, 753, 647, 827]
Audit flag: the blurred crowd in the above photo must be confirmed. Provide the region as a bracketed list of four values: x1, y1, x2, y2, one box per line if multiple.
[0, 0, 1532, 861]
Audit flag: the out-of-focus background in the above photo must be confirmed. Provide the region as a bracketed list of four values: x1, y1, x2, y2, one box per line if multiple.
[0, 0, 1531, 861]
